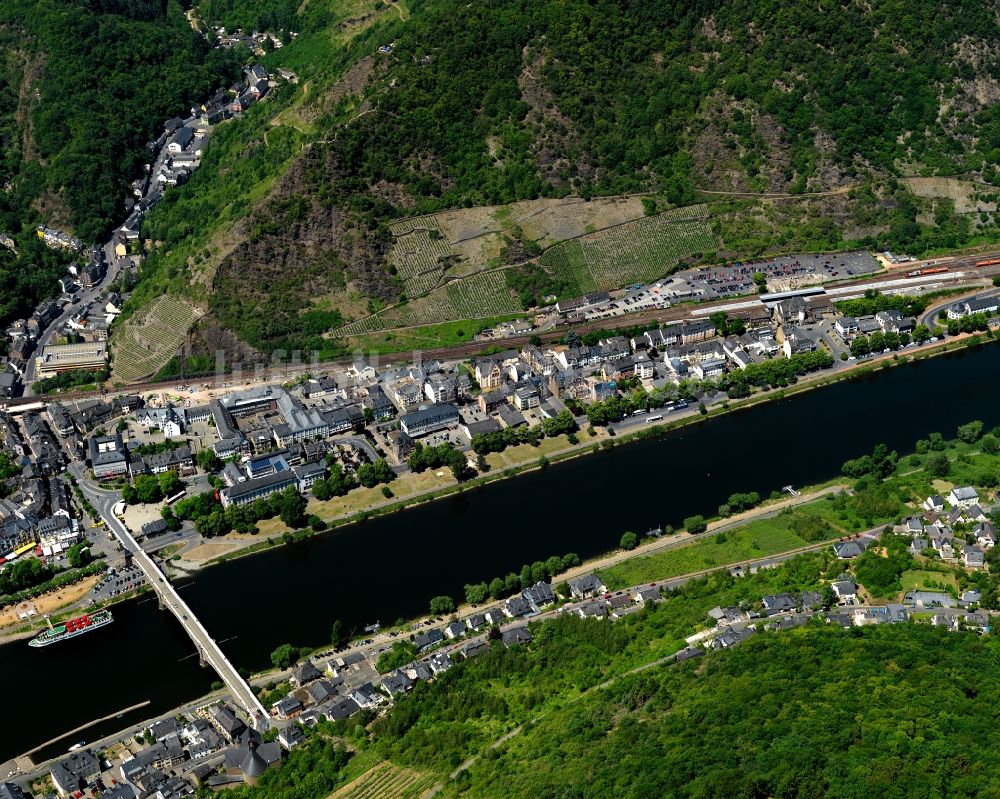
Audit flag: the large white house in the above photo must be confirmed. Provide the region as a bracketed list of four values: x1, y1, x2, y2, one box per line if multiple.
[948, 486, 980, 509]
[136, 404, 186, 438]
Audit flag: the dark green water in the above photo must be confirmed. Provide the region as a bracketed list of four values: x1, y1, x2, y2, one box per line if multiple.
[5, 342, 1000, 763]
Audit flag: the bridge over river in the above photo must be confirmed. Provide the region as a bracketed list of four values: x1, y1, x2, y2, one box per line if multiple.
[71, 465, 268, 728]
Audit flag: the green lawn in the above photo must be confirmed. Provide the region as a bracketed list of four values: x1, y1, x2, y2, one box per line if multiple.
[598, 517, 817, 590]
[901, 569, 958, 593]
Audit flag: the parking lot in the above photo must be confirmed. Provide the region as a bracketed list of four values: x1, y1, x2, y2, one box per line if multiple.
[89, 563, 147, 603]
[681, 252, 878, 299]
[799, 319, 847, 358]
[572, 252, 881, 322]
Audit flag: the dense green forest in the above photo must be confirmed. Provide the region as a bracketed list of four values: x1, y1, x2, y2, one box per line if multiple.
[126, 0, 1000, 357]
[454, 624, 1000, 799]
[177, 420, 1000, 797]
[199, 0, 300, 33]
[225, 561, 1000, 797]
[232, 616, 1000, 798]
[325, 0, 1000, 204]
[0, 0, 238, 325]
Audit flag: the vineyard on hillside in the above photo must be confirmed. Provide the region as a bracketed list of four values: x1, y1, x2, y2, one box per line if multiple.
[336, 270, 521, 336]
[111, 296, 201, 382]
[329, 763, 436, 799]
[540, 207, 718, 294]
[539, 239, 594, 296]
[340, 204, 719, 338]
[388, 217, 454, 297]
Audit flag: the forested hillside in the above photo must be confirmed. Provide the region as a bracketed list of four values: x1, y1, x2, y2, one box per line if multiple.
[252, 550, 1000, 799]
[447, 623, 1000, 798]
[128, 0, 1000, 364]
[0, 0, 236, 325]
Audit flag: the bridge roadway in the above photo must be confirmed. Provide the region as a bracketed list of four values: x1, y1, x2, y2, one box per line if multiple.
[72, 466, 269, 729]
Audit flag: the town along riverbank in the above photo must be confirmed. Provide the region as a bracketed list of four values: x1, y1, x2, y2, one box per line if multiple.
[4, 340, 1000, 764]
[182, 332, 1000, 571]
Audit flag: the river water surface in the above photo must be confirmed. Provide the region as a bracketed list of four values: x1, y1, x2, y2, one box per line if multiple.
[5, 342, 1000, 763]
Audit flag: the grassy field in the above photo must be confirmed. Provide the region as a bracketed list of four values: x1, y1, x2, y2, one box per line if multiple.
[111, 296, 201, 382]
[597, 516, 815, 590]
[256, 468, 456, 535]
[483, 432, 585, 470]
[901, 569, 959, 593]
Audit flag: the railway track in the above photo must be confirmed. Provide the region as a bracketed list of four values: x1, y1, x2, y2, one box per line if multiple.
[6, 256, 1000, 410]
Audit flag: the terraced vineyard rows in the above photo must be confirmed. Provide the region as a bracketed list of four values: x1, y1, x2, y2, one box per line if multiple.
[444, 270, 517, 317]
[579, 214, 718, 290]
[330, 763, 436, 799]
[654, 202, 712, 222]
[388, 215, 439, 237]
[343, 203, 718, 338]
[337, 270, 520, 336]
[539, 239, 595, 297]
[388, 221, 453, 297]
[111, 296, 200, 382]
[539, 210, 718, 294]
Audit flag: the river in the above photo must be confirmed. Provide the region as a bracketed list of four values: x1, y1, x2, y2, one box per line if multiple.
[5, 342, 1000, 764]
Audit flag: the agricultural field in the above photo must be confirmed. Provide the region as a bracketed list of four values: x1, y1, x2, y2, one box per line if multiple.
[539, 238, 594, 295]
[348, 315, 523, 354]
[388, 217, 454, 297]
[341, 200, 718, 337]
[540, 206, 719, 294]
[336, 269, 521, 336]
[383, 195, 651, 299]
[431, 194, 647, 252]
[328, 762, 435, 799]
[110, 296, 201, 383]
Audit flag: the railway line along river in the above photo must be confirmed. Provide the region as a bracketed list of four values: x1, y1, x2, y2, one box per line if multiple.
[4, 341, 1000, 764]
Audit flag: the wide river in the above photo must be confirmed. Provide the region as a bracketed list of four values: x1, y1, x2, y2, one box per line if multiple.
[5, 342, 1000, 763]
